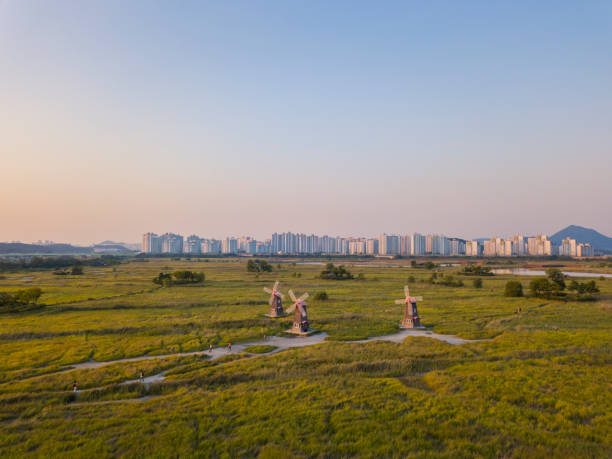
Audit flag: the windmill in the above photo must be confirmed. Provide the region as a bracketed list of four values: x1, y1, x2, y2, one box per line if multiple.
[395, 286, 425, 329]
[286, 289, 314, 334]
[263, 281, 287, 318]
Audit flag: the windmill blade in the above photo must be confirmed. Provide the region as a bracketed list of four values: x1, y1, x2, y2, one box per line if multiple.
[404, 285, 410, 297]
[413, 296, 423, 302]
[394, 299, 405, 304]
[288, 290, 297, 302]
[263, 287, 273, 294]
[286, 303, 297, 313]
[273, 281, 279, 291]
[298, 292, 309, 302]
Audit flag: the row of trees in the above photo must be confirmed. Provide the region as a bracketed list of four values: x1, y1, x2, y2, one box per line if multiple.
[0, 255, 121, 272]
[504, 269, 600, 299]
[0, 288, 43, 311]
[153, 271, 205, 287]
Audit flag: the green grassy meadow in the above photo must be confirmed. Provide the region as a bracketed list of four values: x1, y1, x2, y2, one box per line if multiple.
[0, 257, 611, 457]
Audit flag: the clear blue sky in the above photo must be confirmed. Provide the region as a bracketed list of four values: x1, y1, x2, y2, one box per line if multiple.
[1, 0, 611, 243]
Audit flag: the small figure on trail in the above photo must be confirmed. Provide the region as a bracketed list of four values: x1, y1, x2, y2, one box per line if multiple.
[72, 381, 78, 392]
[209, 344, 213, 353]
[263, 334, 267, 341]
[228, 342, 232, 352]
[140, 370, 144, 383]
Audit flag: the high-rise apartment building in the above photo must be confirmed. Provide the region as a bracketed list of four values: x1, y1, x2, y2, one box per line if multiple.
[559, 237, 578, 257]
[379, 234, 400, 255]
[142, 232, 163, 254]
[576, 243, 594, 257]
[366, 238, 379, 255]
[222, 237, 238, 254]
[185, 235, 202, 254]
[161, 233, 183, 254]
[527, 234, 553, 256]
[410, 233, 426, 256]
[465, 240, 482, 256]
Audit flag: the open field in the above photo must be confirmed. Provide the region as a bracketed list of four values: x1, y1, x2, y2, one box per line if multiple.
[0, 257, 611, 457]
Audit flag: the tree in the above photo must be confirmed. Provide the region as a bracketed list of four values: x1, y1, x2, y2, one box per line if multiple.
[473, 278, 483, 289]
[14, 287, 43, 304]
[504, 281, 523, 297]
[530, 278, 553, 299]
[71, 265, 83, 275]
[313, 291, 328, 300]
[546, 268, 565, 291]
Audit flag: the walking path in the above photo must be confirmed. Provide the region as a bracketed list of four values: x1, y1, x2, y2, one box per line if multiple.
[66, 328, 476, 375]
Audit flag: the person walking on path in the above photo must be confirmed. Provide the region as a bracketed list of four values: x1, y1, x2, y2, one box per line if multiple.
[209, 344, 213, 353]
[72, 381, 78, 392]
[140, 370, 145, 383]
[227, 342, 232, 352]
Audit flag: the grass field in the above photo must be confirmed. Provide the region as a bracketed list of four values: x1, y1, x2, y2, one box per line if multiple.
[0, 257, 610, 457]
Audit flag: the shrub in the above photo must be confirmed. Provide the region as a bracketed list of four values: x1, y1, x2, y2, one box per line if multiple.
[319, 263, 354, 280]
[461, 265, 493, 276]
[71, 265, 84, 275]
[172, 271, 205, 284]
[407, 275, 415, 283]
[313, 291, 328, 301]
[247, 259, 273, 273]
[504, 281, 523, 297]
[153, 272, 173, 287]
[473, 278, 483, 289]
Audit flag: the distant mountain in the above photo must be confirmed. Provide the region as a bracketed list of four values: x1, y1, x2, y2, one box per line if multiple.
[550, 225, 612, 252]
[0, 243, 92, 255]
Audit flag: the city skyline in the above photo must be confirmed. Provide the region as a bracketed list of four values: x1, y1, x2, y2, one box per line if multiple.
[2, 1, 612, 244]
[141, 230, 594, 258]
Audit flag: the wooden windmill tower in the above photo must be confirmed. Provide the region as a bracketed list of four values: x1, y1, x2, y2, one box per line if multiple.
[263, 281, 287, 318]
[395, 286, 425, 329]
[286, 290, 315, 335]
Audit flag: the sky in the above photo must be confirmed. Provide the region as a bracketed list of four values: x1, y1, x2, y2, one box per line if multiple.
[1, 0, 611, 244]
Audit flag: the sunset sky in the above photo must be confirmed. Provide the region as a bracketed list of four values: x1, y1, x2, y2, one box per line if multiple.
[1, 1, 611, 244]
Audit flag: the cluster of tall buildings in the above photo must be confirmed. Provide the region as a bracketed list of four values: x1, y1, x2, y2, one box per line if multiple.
[142, 232, 595, 257]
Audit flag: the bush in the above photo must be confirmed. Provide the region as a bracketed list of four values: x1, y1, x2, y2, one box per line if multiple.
[172, 271, 205, 284]
[247, 259, 273, 273]
[153, 272, 173, 287]
[71, 265, 84, 275]
[504, 281, 523, 297]
[460, 265, 493, 276]
[319, 263, 354, 280]
[313, 291, 328, 301]
[473, 278, 483, 289]
[407, 276, 415, 283]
